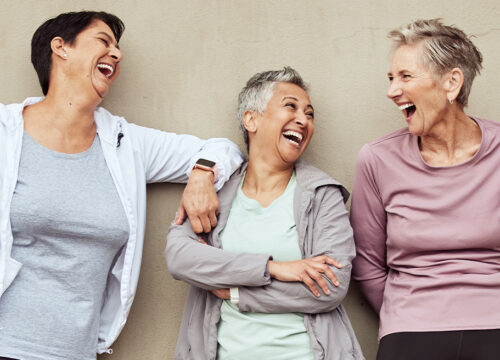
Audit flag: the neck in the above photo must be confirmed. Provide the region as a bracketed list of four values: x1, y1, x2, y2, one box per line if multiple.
[22, 84, 100, 153]
[243, 150, 294, 207]
[419, 108, 482, 166]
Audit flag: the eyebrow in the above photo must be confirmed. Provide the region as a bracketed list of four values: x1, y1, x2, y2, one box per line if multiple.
[282, 96, 314, 111]
[97, 31, 120, 49]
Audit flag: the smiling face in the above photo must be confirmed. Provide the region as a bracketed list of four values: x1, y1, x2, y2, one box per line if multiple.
[387, 44, 449, 136]
[247, 82, 314, 166]
[63, 20, 122, 99]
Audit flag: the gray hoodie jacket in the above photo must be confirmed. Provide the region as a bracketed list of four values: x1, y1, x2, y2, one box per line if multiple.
[166, 160, 364, 360]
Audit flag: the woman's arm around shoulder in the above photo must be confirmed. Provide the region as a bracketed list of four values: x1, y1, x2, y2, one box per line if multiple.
[128, 123, 244, 188]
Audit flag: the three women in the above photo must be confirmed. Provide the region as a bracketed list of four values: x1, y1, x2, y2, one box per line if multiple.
[2, 10, 498, 360]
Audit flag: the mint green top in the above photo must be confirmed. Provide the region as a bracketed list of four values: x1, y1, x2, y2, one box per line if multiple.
[217, 172, 313, 360]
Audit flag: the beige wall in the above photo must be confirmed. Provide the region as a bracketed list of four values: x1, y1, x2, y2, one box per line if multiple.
[2, 1, 499, 359]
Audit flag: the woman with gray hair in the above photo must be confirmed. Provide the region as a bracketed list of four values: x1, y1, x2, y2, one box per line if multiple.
[351, 19, 500, 359]
[166, 67, 364, 359]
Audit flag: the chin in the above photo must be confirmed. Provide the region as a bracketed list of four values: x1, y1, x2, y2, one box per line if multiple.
[94, 86, 109, 99]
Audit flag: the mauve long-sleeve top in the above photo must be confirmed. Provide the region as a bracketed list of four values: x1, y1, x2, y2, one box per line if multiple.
[350, 117, 500, 341]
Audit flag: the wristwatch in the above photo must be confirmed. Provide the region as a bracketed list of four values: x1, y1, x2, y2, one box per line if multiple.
[230, 287, 240, 305]
[194, 158, 216, 175]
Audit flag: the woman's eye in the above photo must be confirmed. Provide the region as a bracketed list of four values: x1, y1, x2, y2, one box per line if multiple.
[306, 112, 314, 119]
[402, 74, 411, 79]
[388, 76, 394, 82]
[99, 38, 109, 46]
[285, 103, 296, 109]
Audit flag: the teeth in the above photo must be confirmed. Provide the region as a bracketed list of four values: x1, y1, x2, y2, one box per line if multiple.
[283, 131, 303, 141]
[398, 103, 414, 110]
[97, 63, 114, 78]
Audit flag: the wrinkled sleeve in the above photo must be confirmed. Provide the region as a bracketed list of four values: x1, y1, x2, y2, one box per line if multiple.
[238, 186, 355, 314]
[350, 144, 387, 314]
[165, 220, 272, 290]
[130, 124, 244, 190]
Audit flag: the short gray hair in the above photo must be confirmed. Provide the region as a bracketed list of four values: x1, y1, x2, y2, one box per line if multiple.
[388, 19, 482, 106]
[237, 67, 308, 147]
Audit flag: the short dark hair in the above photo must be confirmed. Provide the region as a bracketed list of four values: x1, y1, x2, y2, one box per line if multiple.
[31, 11, 125, 95]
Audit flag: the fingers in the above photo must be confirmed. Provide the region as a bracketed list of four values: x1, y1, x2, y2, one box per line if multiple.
[188, 215, 203, 234]
[175, 204, 187, 225]
[324, 256, 343, 269]
[196, 235, 208, 245]
[322, 266, 339, 287]
[180, 170, 220, 233]
[301, 274, 321, 297]
[311, 255, 343, 269]
[210, 288, 230, 299]
[309, 260, 340, 289]
[307, 266, 332, 295]
[209, 210, 218, 228]
[199, 215, 212, 233]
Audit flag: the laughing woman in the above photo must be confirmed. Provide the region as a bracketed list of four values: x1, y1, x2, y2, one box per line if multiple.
[166, 67, 364, 360]
[351, 19, 500, 360]
[0, 11, 243, 360]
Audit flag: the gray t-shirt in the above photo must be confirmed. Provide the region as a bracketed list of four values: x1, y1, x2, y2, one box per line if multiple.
[0, 131, 129, 360]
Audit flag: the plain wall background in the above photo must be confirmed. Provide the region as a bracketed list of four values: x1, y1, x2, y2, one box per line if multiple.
[2, 1, 499, 359]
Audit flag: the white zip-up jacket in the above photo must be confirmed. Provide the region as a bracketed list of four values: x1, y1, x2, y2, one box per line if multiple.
[0, 97, 244, 354]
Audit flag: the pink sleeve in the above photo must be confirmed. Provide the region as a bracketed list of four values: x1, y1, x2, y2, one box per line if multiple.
[350, 144, 388, 314]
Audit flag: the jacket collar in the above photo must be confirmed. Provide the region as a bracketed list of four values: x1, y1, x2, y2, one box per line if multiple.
[2, 97, 42, 129]
[4, 97, 122, 146]
[294, 159, 349, 203]
[218, 158, 349, 206]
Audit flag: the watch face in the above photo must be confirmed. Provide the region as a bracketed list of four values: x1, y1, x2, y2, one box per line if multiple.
[196, 158, 216, 168]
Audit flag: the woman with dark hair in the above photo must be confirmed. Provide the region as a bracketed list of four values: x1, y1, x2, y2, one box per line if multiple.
[351, 19, 500, 360]
[0, 11, 243, 360]
[166, 67, 364, 360]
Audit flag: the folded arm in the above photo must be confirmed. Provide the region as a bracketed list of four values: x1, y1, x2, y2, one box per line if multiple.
[236, 186, 356, 314]
[165, 221, 272, 290]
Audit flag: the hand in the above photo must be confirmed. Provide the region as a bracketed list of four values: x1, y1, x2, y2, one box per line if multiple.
[210, 288, 230, 300]
[175, 168, 219, 233]
[197, 235, 208, 245]
[267, 255, 342, 297]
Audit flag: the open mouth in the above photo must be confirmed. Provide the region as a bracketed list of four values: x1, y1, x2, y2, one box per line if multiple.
[282, 130, 303, 146]
[97, 63, 114, 78]
[399, 102, 416, 119]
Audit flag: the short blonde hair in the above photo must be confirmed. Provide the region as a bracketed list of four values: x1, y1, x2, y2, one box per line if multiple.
[388, 19, 482, 106]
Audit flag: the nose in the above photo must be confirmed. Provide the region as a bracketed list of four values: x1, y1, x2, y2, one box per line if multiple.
[110, 46, 123, 62]
[295, 112, 308, 126]
[387, 80, 402, 99]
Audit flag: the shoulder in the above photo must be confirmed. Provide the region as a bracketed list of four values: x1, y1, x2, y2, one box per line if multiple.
[474, 117, 500, 130]
[94, 106, 128, 130]
[356, 127, 413, 167]
[364, 127, 411, 152]
[295, 159, 349, 203]
[217, 162, 247, 211]
[474, 117, 500, 139]
[0, 98, 42, 128]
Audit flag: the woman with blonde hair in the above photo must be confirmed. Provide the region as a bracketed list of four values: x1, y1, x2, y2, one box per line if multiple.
[351, 19, 500, 360]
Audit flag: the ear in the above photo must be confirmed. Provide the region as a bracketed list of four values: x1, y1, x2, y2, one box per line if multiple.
[243, 110, 259, 134]
[442, 67, 464, 103]
[50, 36, 68, 60]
